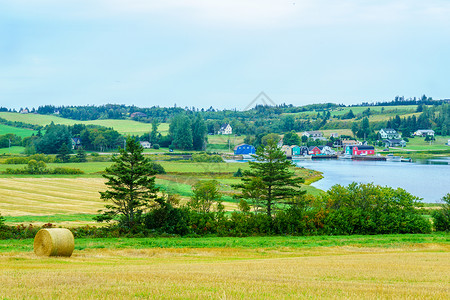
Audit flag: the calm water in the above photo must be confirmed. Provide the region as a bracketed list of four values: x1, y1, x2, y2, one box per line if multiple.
[294, 158, 450, 203]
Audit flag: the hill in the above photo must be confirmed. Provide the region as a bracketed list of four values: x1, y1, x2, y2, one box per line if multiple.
[0, 112, 169, 136]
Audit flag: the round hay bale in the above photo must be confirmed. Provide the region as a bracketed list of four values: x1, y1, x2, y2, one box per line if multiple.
[34, 228, 74, 257]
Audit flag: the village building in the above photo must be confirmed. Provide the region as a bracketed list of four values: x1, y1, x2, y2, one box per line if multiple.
[302, 131, 323, 138]
[19, 108, 29, 114]
[345, 145, 375, 156]
[414, 129, 435, 137]
[341, 139, 358, 148]
[139, 141, 152, 149]
[234, 144, 256, 155]
[379, 128, 401, 139]
[71, 138, 82, 150]
[218, 124, 232, 135]
[130, 112, 147, 118]
[330, 133, 339, 138]
[384, 139, 407, 148]
[281, 145, 292, 157]
[308, 146, 322, 155]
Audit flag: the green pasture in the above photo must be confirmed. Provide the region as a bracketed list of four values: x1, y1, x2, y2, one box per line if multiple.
[1, 233, 448, 252]
[0, 112, 169, 136]
[0, 124, 37, 137]
[0, 146, 25, 155]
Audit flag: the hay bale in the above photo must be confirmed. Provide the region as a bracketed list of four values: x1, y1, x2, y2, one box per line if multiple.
[34, 228, 74, 257]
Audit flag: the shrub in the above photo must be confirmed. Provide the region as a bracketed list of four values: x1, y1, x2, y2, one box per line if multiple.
[153, 144, 160, 149]
[143, 204, 189, 235]
[233, 168, 243, 177]
[150, 162, 166, 174]
[432, 193, 450, 231]
[191, 153, 224, 163]
[320, 182, 431, 235]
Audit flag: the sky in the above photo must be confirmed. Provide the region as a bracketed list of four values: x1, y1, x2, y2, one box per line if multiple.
[1, 0, 450, 110]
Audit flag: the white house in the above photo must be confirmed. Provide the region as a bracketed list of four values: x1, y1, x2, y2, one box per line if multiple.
[302, 131, 323, 138]
[414, 129, 435, 137]
[379, 128, 401, 139]
[218, 124, 232, 135]
[139, 141, 152, 149]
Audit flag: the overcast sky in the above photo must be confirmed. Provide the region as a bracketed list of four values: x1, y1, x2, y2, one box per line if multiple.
[1, 0, 449, 110]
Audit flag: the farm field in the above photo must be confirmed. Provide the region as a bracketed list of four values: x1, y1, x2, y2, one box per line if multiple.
[0, 146, 25, 155]
[0, 234, 449, 299]
[0, 112, 170, 136]
[0, 124, 37, 137]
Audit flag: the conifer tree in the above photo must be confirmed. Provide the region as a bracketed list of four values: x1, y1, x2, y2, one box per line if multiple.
[234, 139, 305, 217]
[96, 137, 160, 229]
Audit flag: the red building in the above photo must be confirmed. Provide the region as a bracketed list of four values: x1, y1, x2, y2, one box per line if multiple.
[346, 145, 375, 155]
[308, 146, 322, 155]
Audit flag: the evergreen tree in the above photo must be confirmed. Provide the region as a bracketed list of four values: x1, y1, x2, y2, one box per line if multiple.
[233, 139, 305, 217]
[149, 118, 159, 144]
[170, 114, 193, 150]
[96, 137, 160, 229]
[76, 147, 87, 162]
[56, 143, 71, 163]
[192, 114, 207, 151]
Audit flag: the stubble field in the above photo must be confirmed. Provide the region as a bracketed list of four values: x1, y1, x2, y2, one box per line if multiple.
[0, 236, 449, 299]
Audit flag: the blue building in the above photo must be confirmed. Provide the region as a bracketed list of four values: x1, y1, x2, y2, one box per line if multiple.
[234, 144, 256, 155]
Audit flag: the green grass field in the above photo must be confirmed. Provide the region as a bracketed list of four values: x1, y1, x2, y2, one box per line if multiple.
[0, 124, 37, 137]
[0, 234, 448, 299]
[0, 146, 25, 155]
[0, 112, 170, 136]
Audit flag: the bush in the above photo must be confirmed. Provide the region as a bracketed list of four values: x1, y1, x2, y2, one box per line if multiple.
[191, 153, 224, 163]
[150, 162, 166, 174]
[432, 193, 450, 231]
[143, 204, 189, 235]
[320, 183, 431, 235]
[153, 144, 160, 149]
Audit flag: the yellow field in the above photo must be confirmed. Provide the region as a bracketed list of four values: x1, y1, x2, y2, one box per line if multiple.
[0, 178, 105, 216]
[0, 244, 448, 299]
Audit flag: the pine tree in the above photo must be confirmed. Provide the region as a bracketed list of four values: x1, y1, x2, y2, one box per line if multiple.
[233, 139, 305, 217]
[96, 137, 160, 229]
[76, 147, 87, 162]
[56, 143, 71, 163]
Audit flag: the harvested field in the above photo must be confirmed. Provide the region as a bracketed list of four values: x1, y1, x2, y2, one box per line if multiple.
[0, 243, 448, 299]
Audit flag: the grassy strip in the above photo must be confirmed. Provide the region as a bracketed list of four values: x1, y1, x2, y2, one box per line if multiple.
[1, 233, 448, 253]
[4, 214, 97, 224]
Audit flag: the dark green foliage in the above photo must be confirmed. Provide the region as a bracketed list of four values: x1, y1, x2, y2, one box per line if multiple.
[233, 168, 243, 177]
[234, 139, 305, 217]
[56, 143, 71, 162]
[96, 137, 160, 230]
[191, 153, 223, 163]
[320, 183, 431, 235]
[283, 130, 301, 146]
[152, 144, 160, 149]
[144, 204, 189, 235]
[75, 147, 88, 162]
[4, 160, 84, 175]
[36, 123, 71, 154]
[150, 162, 166, 174]
[432, 193, 450, 231]
[0, 133, 22, 148]
[188, 180, 223, 214]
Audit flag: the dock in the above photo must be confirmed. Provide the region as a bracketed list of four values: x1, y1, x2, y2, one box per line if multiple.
[352, 155, 386, 161]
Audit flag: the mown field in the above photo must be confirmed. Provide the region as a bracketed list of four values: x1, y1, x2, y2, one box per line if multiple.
[0, 160, 323, 226]
[0, 234, 449, 299]
[0, 112, 170, 136]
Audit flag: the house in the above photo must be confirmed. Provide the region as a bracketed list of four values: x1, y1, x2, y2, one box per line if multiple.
[379, 128, 401, 139]
[139, 141, 152, 149]
[345, 145, 375, 156]
[384, 139, 406, 147]
[414, 129, 435, 137]
[218, 124, 232, 135]
[291, 145, 309, 156]
[19, 108, 29, 114]
[130, 112, 147, 118]
[341, 139, 358, 148]
[71, 138, 82, 150]
[320, 146, 336, 155]
[234, 144, 256, 155]
[330, 133, 339, 138]
[302, 131, 323, 139]
[447, 139, 450, 146]
[281, 145, 292, 157]
[308, 146, 322, 155]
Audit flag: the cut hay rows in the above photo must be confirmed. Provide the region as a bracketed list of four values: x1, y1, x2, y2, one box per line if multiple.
[0, 178, 106, 216]
[0, 245, 449, 299]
